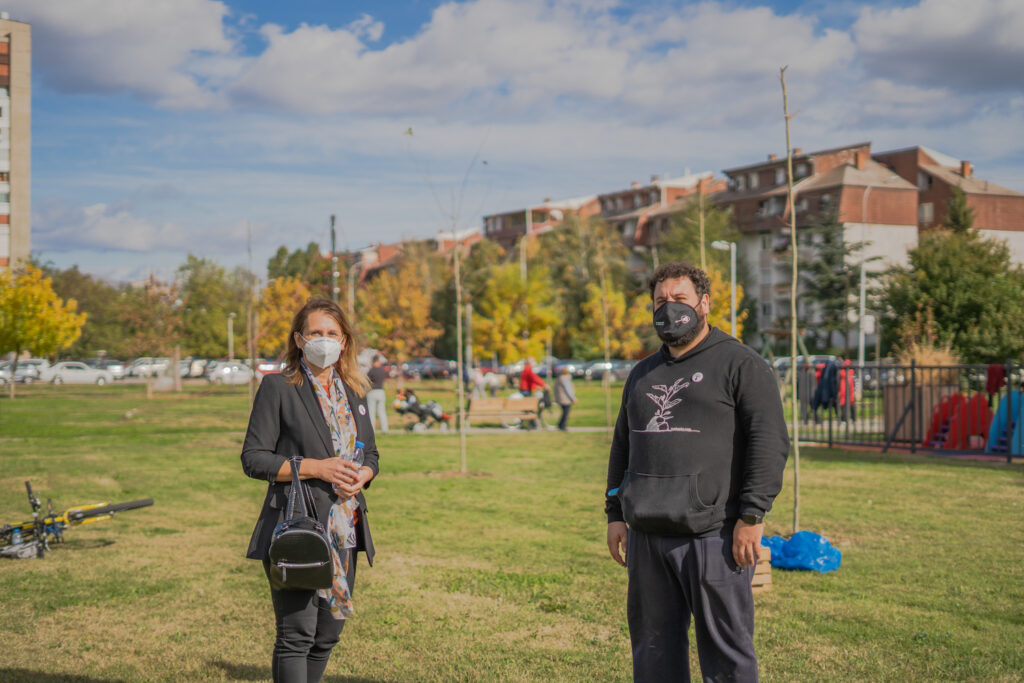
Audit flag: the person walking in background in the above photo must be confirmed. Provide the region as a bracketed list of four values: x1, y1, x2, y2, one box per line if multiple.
[554, 366, 577, 431]
[241, 298, 380, 683]
[606, 262, 788, 682]
[366, 356, 390, 434]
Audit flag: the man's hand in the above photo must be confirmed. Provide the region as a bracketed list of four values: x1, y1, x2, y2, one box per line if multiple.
[732, 519, 764, 568]
[607, 521, 628, 567]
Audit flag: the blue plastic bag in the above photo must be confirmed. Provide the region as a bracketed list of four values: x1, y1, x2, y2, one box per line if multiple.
[761, 530, 841, 573]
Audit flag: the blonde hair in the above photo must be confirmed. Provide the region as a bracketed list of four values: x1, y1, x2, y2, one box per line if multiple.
[282, 298, 370, 397]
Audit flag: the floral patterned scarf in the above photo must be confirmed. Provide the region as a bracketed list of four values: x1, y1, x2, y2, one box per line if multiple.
[301, 360, 359, 620]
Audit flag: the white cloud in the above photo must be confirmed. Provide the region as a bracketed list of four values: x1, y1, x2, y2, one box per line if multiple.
[34, 198, 189, 252]
[854, 0, 1024, 92]
[4, 0, 235, 107]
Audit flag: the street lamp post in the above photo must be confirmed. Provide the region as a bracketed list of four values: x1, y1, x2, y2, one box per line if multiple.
[227, 312, 237, 360]
[711, 240, 737, 338]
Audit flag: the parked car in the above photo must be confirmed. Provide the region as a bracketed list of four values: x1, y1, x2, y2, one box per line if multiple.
[206, 361, 255, 385]
[40, 361, 114, 385]
[11, 358, 51, 384]
[552, 358, 587, 379]
[86, 358, 126, 380]
[584, 359, 635, 381]
[248, 358, 285, 375]
[0, 361, 10, 384]
[402, 357, 452, 380]
[128, 357, 170, 377]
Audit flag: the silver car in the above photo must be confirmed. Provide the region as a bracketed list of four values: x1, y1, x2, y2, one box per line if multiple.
[206, 361, 255, 385]
[41, 361, 115, 385]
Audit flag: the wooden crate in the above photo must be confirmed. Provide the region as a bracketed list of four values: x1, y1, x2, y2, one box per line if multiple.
[752, 545, 772, 594]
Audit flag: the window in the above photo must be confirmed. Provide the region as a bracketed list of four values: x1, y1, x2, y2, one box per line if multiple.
[821, 194, 833, 210]
[917, 171, 932, 192]
[736, 176, 746, 191]
[615, 197, 623, 211]
[797, 198, 809, 212]
[795, 162, 809, 178]
[919, 202, 934, 224]
[761, 303, 773, 318]
[748, 172, 759, 189]
[650, 190, 659, 205]
[761, 234, 770, 249]
[775, 168, 786, 185]
[531, 211, 546, 224]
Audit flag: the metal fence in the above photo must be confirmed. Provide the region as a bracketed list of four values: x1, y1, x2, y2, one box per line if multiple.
[777, 360, 1023, 461]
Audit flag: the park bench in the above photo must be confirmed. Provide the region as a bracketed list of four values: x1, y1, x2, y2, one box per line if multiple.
[466, 396, 541, 429]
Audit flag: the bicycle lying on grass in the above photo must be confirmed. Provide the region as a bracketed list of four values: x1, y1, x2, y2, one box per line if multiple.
[0, 481, 154, 559]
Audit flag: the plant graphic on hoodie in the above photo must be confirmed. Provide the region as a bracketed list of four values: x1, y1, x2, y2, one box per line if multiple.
[643, 377, 696, 432]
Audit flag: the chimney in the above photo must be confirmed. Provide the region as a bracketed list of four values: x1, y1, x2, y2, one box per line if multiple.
[631, 181, 640, 188]
[961, 161, 972, 178]
[768, 154, 777, 161]
[651, 175, 660, 183]
[855, 151, 867, 170]
[793, 148, 803, 155]
[544, 197, 551, 203]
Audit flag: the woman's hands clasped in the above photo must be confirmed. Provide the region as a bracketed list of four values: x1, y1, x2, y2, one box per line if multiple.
[316, 457, 373, 498]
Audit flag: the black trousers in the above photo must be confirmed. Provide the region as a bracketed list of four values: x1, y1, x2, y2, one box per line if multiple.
[558, 404, 572, 430]
[262, 552, 357, 683]
[627, 529, 757, 682]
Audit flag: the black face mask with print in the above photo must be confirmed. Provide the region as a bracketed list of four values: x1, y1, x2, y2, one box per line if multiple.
[653, 301, 703, 347]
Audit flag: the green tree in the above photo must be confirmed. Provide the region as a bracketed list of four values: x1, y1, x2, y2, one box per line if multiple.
[472, 263, 559, 363]
[113, 276, 184, 358]
[432, 240, 506, 359]
[267, 242, 332, 298]
[43, 264, 123, 357]
[532, 215, 635, 356]
[0, 265, 87, 397]
[944, 186, 975, 235]
[797, 211, 877, 354]
[659, 201, 738, 276]
[177, 255, 250, 358]
[879, 230, 1024, 362]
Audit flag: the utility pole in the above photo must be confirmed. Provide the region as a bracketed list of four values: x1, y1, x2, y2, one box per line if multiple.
[330, 215, 340, 306]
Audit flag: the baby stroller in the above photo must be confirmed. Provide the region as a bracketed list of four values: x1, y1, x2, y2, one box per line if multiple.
[393, 388, 452, 432]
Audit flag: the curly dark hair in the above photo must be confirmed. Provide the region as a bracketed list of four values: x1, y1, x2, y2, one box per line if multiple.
[648, 261, 711, 300]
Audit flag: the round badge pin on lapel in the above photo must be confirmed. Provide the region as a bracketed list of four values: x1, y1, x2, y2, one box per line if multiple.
[358, 405, 367, 416]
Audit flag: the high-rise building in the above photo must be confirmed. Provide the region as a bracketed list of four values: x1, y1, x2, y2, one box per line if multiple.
[0, 12, 29, 270]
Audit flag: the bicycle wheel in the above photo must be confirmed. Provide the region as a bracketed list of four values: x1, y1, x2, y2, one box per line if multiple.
[67, 498, 154, 522]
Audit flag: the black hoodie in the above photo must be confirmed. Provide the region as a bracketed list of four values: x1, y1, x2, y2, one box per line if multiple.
[605, 327, 789, 537]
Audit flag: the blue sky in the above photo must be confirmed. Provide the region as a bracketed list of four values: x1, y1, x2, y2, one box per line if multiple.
[10, 0, 1024, 282]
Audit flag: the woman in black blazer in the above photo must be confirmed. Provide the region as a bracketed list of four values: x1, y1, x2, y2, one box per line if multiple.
[241, 298, 380, 683]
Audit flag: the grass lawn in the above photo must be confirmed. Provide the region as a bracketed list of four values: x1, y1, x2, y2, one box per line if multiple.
[0, 381, 1021, 682]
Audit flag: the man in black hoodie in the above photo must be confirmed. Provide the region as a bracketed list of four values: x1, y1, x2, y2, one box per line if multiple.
[605, 261, 788, 682]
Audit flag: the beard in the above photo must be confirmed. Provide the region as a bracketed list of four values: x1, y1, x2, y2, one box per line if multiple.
[666, 310, 707, 348]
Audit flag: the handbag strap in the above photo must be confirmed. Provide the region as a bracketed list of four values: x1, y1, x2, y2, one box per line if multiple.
[285, 457, 309, 520]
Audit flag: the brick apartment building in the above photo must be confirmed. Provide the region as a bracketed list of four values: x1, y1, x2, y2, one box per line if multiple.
[597, 172, 728, 269]
[873, 146, 1024, 261]
[0, 13, 29, 270]
[482, 195, 600, 251]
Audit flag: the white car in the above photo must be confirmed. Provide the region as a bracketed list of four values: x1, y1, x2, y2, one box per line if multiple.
[40, 361, 115, 385]
[128, 357, 170, 377]
[10, 358, 51, 383]
[206, 361, 255, 385]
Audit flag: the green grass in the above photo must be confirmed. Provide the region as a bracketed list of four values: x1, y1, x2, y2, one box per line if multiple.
[0, 382, 1022, 681]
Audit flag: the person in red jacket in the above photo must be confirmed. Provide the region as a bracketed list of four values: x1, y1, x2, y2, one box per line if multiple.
[519, 358, 547, 393]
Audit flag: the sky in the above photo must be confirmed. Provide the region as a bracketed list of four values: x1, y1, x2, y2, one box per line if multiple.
[10, 0, 1024, 283]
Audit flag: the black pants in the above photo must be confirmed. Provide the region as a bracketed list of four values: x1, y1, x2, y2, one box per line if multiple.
[262, 552, 357, 683]
[627, 529, 757, 682]
[558, 404, 572, 430]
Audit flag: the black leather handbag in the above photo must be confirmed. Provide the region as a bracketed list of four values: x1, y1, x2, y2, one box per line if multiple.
[267, 457, 333, 591]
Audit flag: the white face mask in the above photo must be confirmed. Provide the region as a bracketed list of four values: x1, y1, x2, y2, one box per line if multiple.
[300, 334, 343, 368]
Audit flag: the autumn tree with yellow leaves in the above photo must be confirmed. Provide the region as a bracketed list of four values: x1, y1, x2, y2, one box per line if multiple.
[575, 283, 651, 359]
[257, 277, 312, 357]
[472, 263, 559, 363]
[0, 265, 87, 397]
[357, 261, 442, 361]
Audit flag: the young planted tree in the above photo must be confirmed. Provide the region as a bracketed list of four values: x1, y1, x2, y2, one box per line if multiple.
[0, 265, 87, 397]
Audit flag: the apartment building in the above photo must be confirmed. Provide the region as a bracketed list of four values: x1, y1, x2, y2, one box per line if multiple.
[0, 13, 29, 270]
[717, 143, 919, 334]
[481, 195, 600, 251]
[873, 146, 1024, 261]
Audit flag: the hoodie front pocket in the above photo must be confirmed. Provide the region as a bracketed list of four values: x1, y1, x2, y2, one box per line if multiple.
[619, 471, 716, 536]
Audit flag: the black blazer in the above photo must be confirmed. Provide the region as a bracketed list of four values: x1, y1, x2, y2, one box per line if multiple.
[241, 372, 380, 565]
